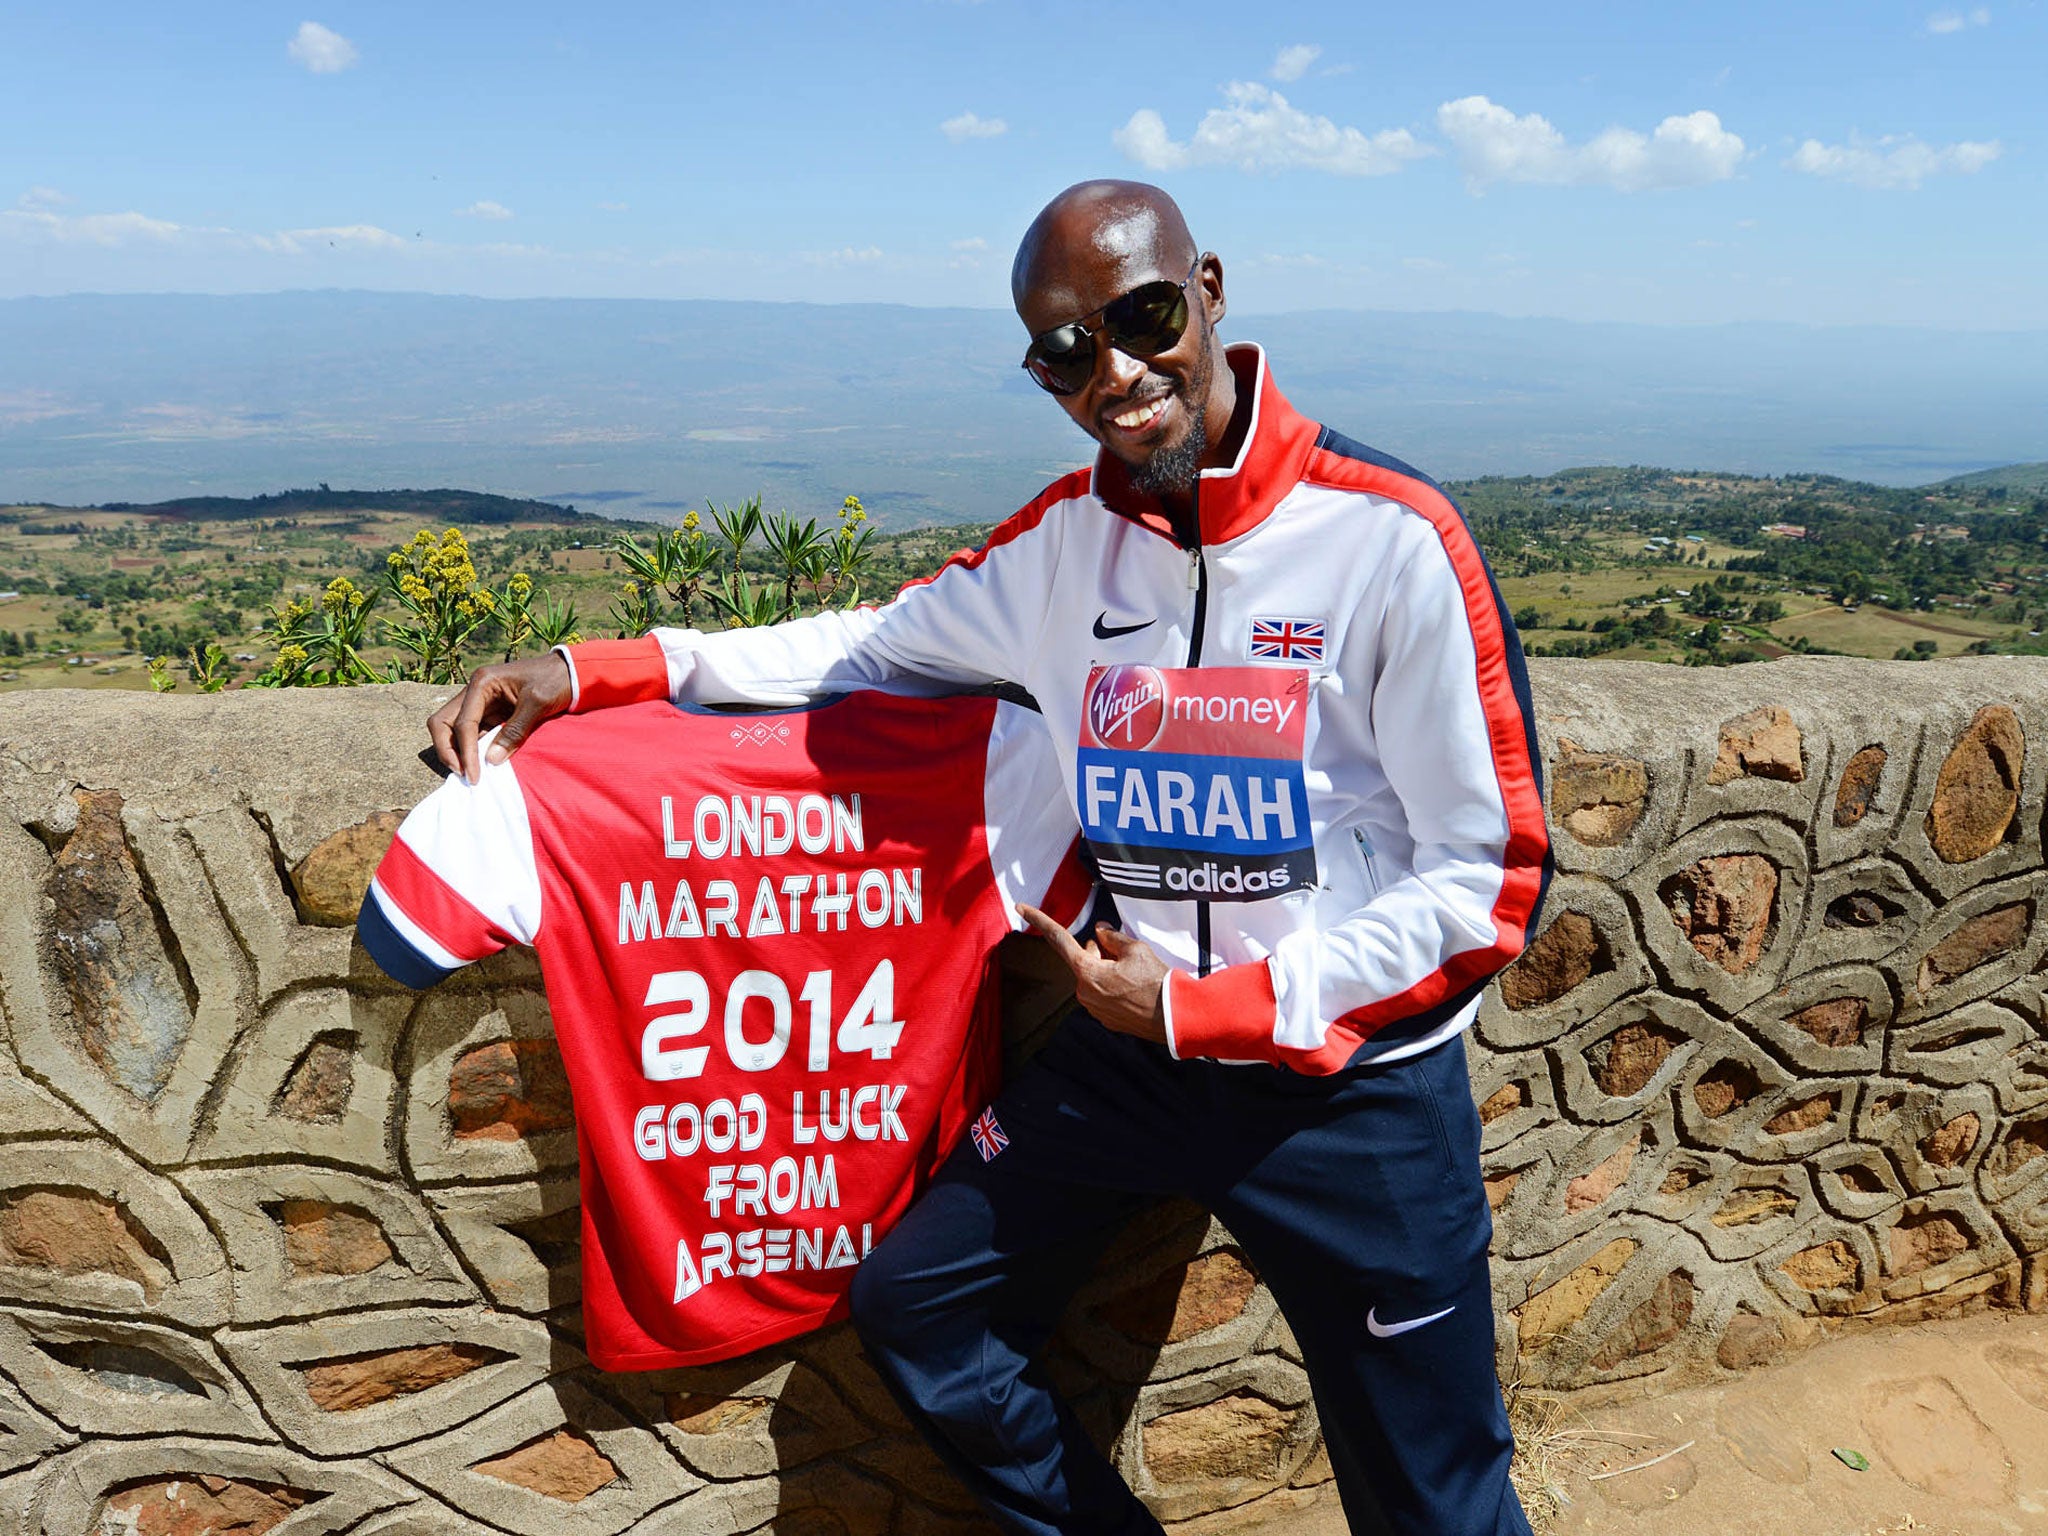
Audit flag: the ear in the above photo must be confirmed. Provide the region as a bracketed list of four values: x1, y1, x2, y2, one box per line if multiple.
[1197, 252, 1226, 327]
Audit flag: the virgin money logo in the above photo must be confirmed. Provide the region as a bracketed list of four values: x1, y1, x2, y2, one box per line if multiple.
[1088, 664, 1167, 750]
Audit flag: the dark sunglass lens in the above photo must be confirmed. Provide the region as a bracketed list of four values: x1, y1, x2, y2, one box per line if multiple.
[1103, 281, 1189, 355]
[1024, 326, 1095, 394]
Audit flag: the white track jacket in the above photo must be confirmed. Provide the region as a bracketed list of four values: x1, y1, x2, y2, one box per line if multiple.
[563, 346, 1551, 1074]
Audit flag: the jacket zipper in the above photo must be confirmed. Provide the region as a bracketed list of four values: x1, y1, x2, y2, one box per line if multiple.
[1184, 497, 1212, 978]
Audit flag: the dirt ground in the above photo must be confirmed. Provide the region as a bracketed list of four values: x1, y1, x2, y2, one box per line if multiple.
[1207, 1309, 2048, 1536]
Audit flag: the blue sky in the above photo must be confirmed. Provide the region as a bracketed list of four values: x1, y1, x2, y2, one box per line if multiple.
[1, 1, 2040, 326]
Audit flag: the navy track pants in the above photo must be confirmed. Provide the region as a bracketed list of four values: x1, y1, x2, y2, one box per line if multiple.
[848, 1014, 1531, 1536]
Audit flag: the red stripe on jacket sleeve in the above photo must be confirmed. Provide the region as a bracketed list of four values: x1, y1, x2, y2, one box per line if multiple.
[372, 834, 520, 963]
[1284, 449, 1551, 1070]
[565, 635, 670, 713]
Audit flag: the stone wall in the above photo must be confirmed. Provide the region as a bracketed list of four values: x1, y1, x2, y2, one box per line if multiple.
[0, 658, 2042, 1535]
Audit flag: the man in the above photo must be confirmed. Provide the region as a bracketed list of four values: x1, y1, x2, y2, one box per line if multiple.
[431, 180, 1549, 1535]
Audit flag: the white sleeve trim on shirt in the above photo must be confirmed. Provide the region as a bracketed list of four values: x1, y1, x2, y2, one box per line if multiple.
[981, 699, 1089, 934]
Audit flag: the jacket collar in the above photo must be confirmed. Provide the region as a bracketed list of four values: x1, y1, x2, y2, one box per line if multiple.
[1091, 344, 1321, 547]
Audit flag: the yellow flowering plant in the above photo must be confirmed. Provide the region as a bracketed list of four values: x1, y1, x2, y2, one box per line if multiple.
[382, 528, 501, 683]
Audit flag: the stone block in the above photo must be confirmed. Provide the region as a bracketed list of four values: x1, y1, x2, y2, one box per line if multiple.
[1800, 854, 1935, 969]
[1737, 962, 1890, 1077]
[0, 1306, 265, 1441]
[1670, 1031, 1805, 1154]
[1879, 1083, 2000, 1193]
[1678, 703, 1824, 835]
[1, 814, 248, 1168]
[176, 1166, 473, 1323]
[1924, 704, 2026, 863]
[0, 1140, 227, 1328]
[1466, 1041, 1562, 1151]
[1876, 1192, 2015, 1304]
[1500, 1115, 1668, 1262]
[426, 1178, 583, 1318]
[1688, 1168, 1820, 1265]
[220, 1307, 564, 1456]
[605, 1355, 871, 1482]
[1121, 1355, 1316, 1524]
[1063, 1228, 1279, 1385]
[1888, 874, 2045, 1024]
[1892, 691, 2048, 901]
[1811, 1142, 1908, 1224]
[28, 1437, 416, 1536]
[1624, 816, 1811, 1015]
[380, 1380, 695, 1536]
[402, 986, 578, 1186]
[189, 987, 411, 1173]
[290, 810, 405, 927]
[1760, 1224, 1879, 1315]
[1474, 875, 1649, 1050]
[1642, 1147, 1736, 1228]
[1553, 993, 1716, 1126]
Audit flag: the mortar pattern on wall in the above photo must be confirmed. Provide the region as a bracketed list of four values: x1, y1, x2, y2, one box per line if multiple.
[0, 659, 2040, 1534]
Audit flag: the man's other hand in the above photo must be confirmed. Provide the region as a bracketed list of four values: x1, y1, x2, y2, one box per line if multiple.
[428, 653, 574, 784]
[1015, 906, 1169, 1046]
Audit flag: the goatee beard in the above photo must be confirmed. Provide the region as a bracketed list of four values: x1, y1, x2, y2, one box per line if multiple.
[1130, 408, 1208, 497]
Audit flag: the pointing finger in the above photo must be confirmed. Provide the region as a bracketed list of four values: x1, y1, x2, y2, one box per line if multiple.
[1016, 903, 1091, 972]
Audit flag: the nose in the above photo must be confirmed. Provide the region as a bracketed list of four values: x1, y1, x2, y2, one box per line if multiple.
[1095, 341, 1147, 395]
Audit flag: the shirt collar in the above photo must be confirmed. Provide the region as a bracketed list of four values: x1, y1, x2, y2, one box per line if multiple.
[1091, 343, 1321, 547]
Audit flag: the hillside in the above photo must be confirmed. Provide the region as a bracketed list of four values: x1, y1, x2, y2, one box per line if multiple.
[1934, 461, 2048, 495]
[1, 463, 2043, 695]
[90, 486, 596, 525]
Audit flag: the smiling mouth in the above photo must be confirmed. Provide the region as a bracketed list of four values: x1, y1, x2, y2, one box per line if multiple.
[1105, 395, 1169, 435]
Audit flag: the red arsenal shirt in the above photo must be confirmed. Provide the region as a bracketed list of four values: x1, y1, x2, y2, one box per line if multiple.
[361, 692, 1087, 1368]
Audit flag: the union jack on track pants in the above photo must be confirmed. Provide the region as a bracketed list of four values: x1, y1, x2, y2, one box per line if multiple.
[848, 1012, 1532, 1536]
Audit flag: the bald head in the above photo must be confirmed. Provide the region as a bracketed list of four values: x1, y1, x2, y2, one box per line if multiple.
[1011, 181, 1197, 316]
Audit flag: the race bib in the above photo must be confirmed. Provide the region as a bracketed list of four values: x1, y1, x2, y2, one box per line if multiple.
[1077, 664, 1316, 902]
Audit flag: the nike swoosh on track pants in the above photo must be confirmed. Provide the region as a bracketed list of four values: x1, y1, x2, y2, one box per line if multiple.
[848, 1015, 1532, 1536]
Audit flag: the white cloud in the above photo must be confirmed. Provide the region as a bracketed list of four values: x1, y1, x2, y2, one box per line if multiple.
[940, 111, 1007, 142]
[1436, 96, 1744, 191]
[949, 236, 988, 252]
[1926, 7, 1990, 32]
[1785, 134, 2001, 189]
[1270, 44, 1321, 83]
[16, 187, 71, 211]
[287, 21, 359, 73]
[252, 223, 406, 255]
[456, 200, 514, 220]
[0, 208, 185, 246]
[804, 246, 884, 266]
[1114, 83, 1431, 178]
[596, 200, 629, 212]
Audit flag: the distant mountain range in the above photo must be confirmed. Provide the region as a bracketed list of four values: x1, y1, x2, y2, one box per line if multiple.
[3, 292, 2042, 526]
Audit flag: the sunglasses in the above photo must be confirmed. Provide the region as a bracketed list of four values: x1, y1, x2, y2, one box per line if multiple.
[1020, 259, 1204, 397]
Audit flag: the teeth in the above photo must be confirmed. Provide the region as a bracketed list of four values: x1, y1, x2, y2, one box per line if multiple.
[1113, 399, 1164, 430]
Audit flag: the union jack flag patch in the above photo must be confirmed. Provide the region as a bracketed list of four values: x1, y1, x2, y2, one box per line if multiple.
[1249, 617, 1326, 664]
[969, 1108, 1009, 1162]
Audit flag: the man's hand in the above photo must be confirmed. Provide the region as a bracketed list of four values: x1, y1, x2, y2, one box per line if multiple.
[427, 652, 574, 784]
[1015, 905, 1169, 1046]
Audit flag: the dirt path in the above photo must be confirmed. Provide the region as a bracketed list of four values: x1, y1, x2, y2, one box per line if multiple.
[1202, 1309, 2048, 1536]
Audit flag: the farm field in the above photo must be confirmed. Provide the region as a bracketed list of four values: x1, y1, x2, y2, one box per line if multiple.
[1, 461, 2043, 693]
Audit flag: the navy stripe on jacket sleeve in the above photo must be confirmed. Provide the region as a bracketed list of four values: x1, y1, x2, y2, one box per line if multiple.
[356, 889, 461, 991]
